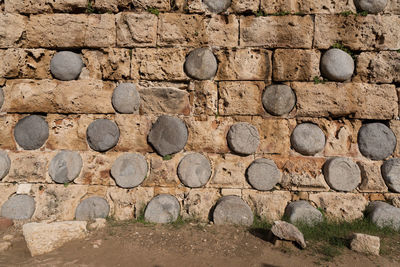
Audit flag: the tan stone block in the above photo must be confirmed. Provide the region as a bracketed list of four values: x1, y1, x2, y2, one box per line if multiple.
[153, 187, 189, 203]
[231, 0, 260, 13]
[298, 191, 309, 200]
[5, 0, 87, 13]
[86, 185, 108, 197]
[0, 49, 26, 78]
[0, 114, 18, 150]
[240, 16, 313, 48]
[0, 14, 27, 48]
[86, 14, 116, 48]
[221, 188, 242, 197]
[183, 188, 220, 221]
[192, 81, 218, 116]
[370, 193, 385, 202]
[0, 184, 18, 208]
[131, 0, 171, 11]
[142, 153, 183, 187]
[116, 13, 157, 47]
[205, 15, 239, 47]
[357, 161, 388, 193]
[260, 0, 356, 14]
[93, 0, 119, 12]
[390, 120, 400, 158]
[385, 0, 400, 14]
[384, 193, 400, 207]
[355, 52, 400, 83]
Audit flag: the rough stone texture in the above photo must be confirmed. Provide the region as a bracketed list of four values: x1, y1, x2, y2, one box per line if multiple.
[320, 49, 354, 82]
[323, 157, 361, 192]
[227, 122, 260, 155]
[213, 196, 253, 226]
[1, 195, 35, 220]
[50, 51, 83, 81]
[355, 51, 400, 83]
[112, 83, 140, 114]
[382, 158, 400, 193]
[184, 48, 218, 80]
[139, 87, 190, 115]
[182, 189, 220, 221]
[148, 115, 188, 156]
[0, 14, 27, 48]
[5, 0, 87, 13]
[88, 218, 107, 231]
[86, 119, 120, 152]
[354, 0, 388, 13]
[290, 123, 325, 156]
[271, 220, 306, 249]
[358, 160, 388, 192]
[261, 0, 356, 14]
[144, 194, 180, 223]
[0, 87, 3, 109]
[75, 196, 110, 221]
[178, 153, 212, 188]
[116, 13, 157, 47]
[111, 153, 148, 188]
[246, 158, 281, 191]
[350, 233, 380, 255]
[205, 15, 239, 47]
[0, 151, 11, 180]
[49, 150, 83, 184]
[14, 115, 49, 150]
[192, 81, 218, 116]
[262, 84, 296, 116]
[142, 153, 181, 187]
[0, 217, 14, 230]
[358, 123, 396, 160]
[203, 0, 231, 13]
[366, 201, 400, 230]
[5, 152, 52, 183]
[231, 0, 259, 12]
[284, 201, 323, 226]
[23, 221, 87, 256]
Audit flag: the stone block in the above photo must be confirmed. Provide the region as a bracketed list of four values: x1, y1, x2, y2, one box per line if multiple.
[357, 160, 388, 192]
[205, 15, 239, 47]
[183, 188, 220, 221]
[260, 0, 356, 14]
[351, 233, 380, 255]
[0, 14, 27, 48]
[0, 115, 18, 151]
[116, 12, 157, 47]
[142, 153, 182, 187]
[5, 0, 87, 13]
[192, 81, 218, 116]
[231, 0, 259, 13]
[355, 51, 400, 83]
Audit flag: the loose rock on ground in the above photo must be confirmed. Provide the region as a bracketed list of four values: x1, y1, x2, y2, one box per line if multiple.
[270, 220, 306, 249]
[350, 233, 380, 255]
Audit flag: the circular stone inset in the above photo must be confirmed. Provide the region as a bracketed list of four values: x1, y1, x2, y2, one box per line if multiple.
[0, 150, 11, 181]
[178, 153, 212, 188]
[1, 195, 35, 220]
[227, 122, 260, 155]
[50, 51, 84, 81]
[14, 115, 49, 150]
[381, 158, 400, 193]
[75, 196, 110, 221]
[49, 150, 83, 184]
[203, 0, 231, 13]
[86, 119, 120, 152]
[262, 84, 296, 116]
[354, 0, 388, 14]
[284, 201, 323, 226]
[184, 48, 218, 80]
[320, 48, 354, 82]
[366, 201, 400, 230]
[213, 196, 254, 226]
[246, 158, 281, 191]
[111, 153, 148, 188]
[0, 87, 4, 109]
[111, 83, 141, 114]
[144, 194, 180, 223]
[291, 123, 325, 156]
[323, 157, 361, 192]
[148, 115, 188, 156]
[358, 123, 396, 160]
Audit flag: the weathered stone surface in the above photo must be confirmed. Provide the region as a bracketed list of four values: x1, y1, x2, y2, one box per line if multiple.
[262, 84, 296, 116]
[111, 153, 148, 188]
[88, 218, 107, 231]
[178, 153, 212, 188]
[284, 201, 323, 226]
[23, 221, 87, 256]
[231, 0, 259, 12]
[183, 188, 220, 221]
[358, 160, 388, 192]
[291, 123, 325, 156]
[205, 15, 239, 47]
[320, 49, 354, 82]
[141, 153, 181, 187]
[50, 51, 83, 81]
[240, 16, 313, 48]
[323, 157, 361, 192]
[354, 0, 387, 13]
[1, 195, 35, 220]
[114, 115, 153, 152]
[139, 87, 190, 115]
[213, 196, 253, 226]
[382, 159, 400, 193]
[116, 13, 157, 47]
[271, 220, 306, 248]
[0, 14, 27, 48]
[112, 83, 140, 114]
[192, 81, 218, 116]
[184, 48, 218, 80]
[355, 51, 400, 83]
[0, 87, 3, 109]
[0, 151, 10, 180]
[144, 194, 180, 223]
[227, 122, 260, 155]
[75, 196, 110, 221]
[261, 0, 356, 14]
[358, 123, 396, 160]
[86, 119, 120, 152]
[0, 217, 13, 231]
[5, 152, 52, 183]
[148, 115, 188, 156]
[246, 158, 281, 191]
[5, 0, 87, 13]
[350, 233, 380, 255]
[14, 115, 49, 150]
[49, 151, 82, 184]
[203, 0, 231, 13]
[366, 201, 400, 230]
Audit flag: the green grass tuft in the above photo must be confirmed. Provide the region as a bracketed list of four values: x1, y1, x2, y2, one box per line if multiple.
[147, 7, 160, 16]
[254, 10, 267, 17]
[358, 10, 368, 16]
[86, 1, 95, 13]
[63, 182, 70, 187]
[163, 154, 173, 161]
[272, 11, 291, 16]
[331, 42, 354, 57]
[340, 11, 355, 17]
[313, 76, 326, 84]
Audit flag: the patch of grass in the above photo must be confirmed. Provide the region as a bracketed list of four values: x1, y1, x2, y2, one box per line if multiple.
[86, 1, 95, 13]
[358, 10, 368, 16]
[332, 42, 354, 57]
[147, 7, 160, 16]
[340, 10, 355, 17]
[313, 76, 326, 84]
[272, 11, 291, 16]
[163, 154, 173, 161]
[254, 10, 267, 17]
[397, 49, 400, 53]
[63, 182, 70, 187]
[294, 12, 305, 16]
[250, 215, 272, 230]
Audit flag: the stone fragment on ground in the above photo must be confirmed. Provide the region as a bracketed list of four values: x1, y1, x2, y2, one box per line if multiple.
[270, 220, 306, 249]
[350, 233, 380, 255]
[284, 201, 323, 226]
[366, 201, 400, 230]
[88, 218, 107, 231]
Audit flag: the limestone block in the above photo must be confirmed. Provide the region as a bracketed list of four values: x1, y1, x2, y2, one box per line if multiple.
[358, 160, 388, 192]
[192, 81, 218, 116]
[5, 0, 87, 13]
[231, 0, 259, 12]
[182, 188, 220, 221]
[0, 114, 19, 150]
[139, 87, 190, 115]
[130, 0, 171, 10]
[271, 220, 306, 248]
[350, 233, 380, 255]
[116, 12, 157, 47]
[261, 0, 356, 14]
[389, 120, 400, 158]
[0, 14, 27, 48]
[205, 15, 239, 47]
[355, 51, 400, 83]
[142, 153, 182, 187]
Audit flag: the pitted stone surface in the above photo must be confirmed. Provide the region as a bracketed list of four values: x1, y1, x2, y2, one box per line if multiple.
[75, 197, 110, 221]
[203, 0, 231, 13]
[262, 85, 296, 116]
[111, 153, 148, 188]
[49, 151, 83, 184]
[284, 201, 323, 226]
[290, 123, 325, 156]
[177, 153, 212, 188]
[323, 157, 361, 192]
[366, 201, 400, 230]
[381, 158, 400, 193]
[144, 194, 180, 223]
[213, 196, 254, 226]
[14, 115, 49, 150]
[184, 48, 218, 80]
[0, 87, 3, 109]
[354, 0, 388, 14]
[227, 122, 260, 155]
[358, 123, 396, 160]
[86, 119, 120, 152]
[320, 48, 354, 82]
[0, 151, 11, 181]
[50, 51, 84, 81]
[111, 83, 140, 114]
[148, 115, 188, 156]
[246, 158, 281, 191]
[1, 195, 35, 220]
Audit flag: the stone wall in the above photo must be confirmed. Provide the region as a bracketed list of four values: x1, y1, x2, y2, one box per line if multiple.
[0, 0, 400, 224]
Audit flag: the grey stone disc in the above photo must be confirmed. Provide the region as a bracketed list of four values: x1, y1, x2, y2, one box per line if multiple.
[148, 115, 188, 156]
[203, 0, 231, 13]
[323, 157, 361, 192]
[213, 196, 254, 226]
[50, 51, 84, 81]
[320, 48, 354, 82]
[381, 158, 400, 193]
[227, 122, 260, 155]
[1, 195, 35, 220]
[358, 123, 396, 160]
[0, 150, 11, 181]
[111, 83, 141, 114]
[291, 123, 325, 156]
[354, 0, 388, 14]
[184, 48, 218, 80]
[262, 84, 296, 116]
[14, 115, 49, 150]
[284, 201, 323, 226]
[86, 119, 120, 152]
[0, 87, 4, 109]
[144, 194, 180, 223]
[177, 153, 212, 188]
[366, 201, 400, 230]
[111, 153, 148, 188]
[246, 158, 281, 191]
[75, 196, 110, 221]
[49, 150, 83, 184]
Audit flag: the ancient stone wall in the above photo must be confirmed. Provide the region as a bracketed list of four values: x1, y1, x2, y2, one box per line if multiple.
[0, 0, 400, 224]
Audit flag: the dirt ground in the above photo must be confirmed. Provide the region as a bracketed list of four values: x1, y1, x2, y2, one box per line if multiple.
[0, 221, 399, 267]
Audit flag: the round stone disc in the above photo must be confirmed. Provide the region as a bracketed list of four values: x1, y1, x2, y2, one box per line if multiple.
[144, 194, 180, 223]
[381, 158, 400, 193]
[86, 119, 120, 152]
[262, 84, 296, 116]
[320, 48, 354, 82]
[49, 150, 83, 184]
[366, 201, 400, 230]
[50, 51, 84, 81]
[358, 123, 396, 160]
[14, 115, 49, 150]
[111, 153, 148, 188]
[290, 123, 325, 156]
[354, 0, 388, 14]
[284, 201, 323, 226]
[323, 157, 361, 192]
[75, 196, 110, 221]
[203, 0, 231, 13]
[0, 150, 11, 180]
[213, 196, 253, 226]
[178, 153, 212, 188]
[111, 83, 141, 114]
[184, 48, 218, 80]
[1, 195, 36, 220]
[246, 158, 281, 191]
[227, 122, 260, 155]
